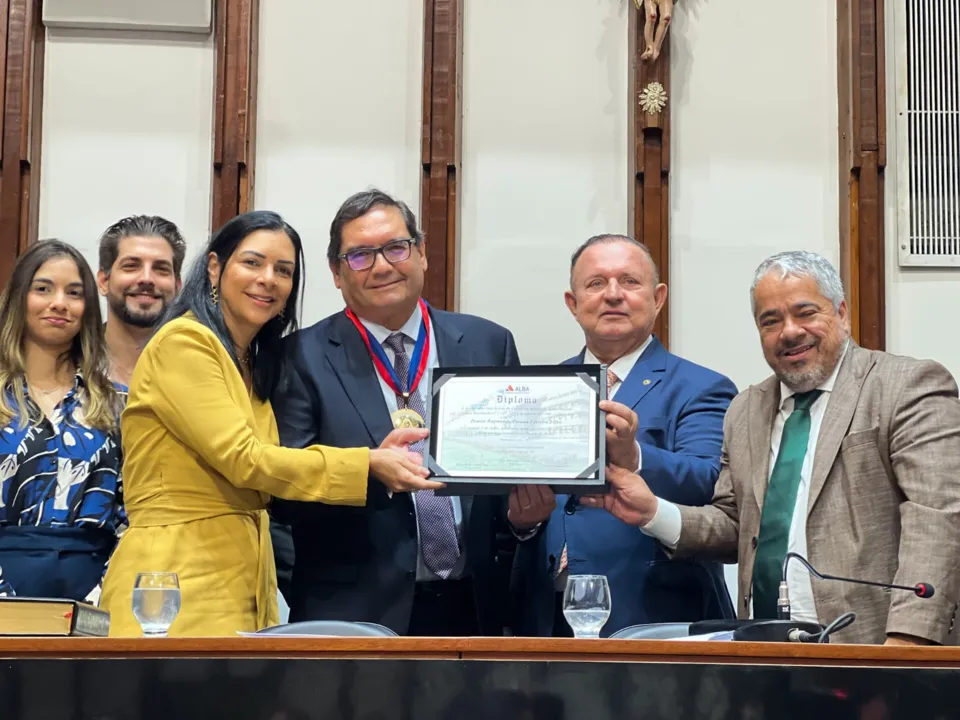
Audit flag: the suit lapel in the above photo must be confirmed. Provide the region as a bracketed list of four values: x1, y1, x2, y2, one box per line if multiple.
[326, 311, 395, 446]
[431, 309, 470, 367]
[613, 337, 667, 410]
[749, 378, 780, 509]
[807, 345, 873, 516]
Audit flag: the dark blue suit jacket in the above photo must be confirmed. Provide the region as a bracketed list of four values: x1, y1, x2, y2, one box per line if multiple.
[513, 337, 736, 636]
[270, 307, 521, 635]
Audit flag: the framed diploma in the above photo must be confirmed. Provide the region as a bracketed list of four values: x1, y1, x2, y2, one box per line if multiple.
[423, 365, 608, 495]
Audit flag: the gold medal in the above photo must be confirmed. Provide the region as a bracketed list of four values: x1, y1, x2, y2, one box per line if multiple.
[391, 408, 426, 429]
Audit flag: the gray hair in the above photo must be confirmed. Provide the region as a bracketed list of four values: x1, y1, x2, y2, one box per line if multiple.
[750, 251, 845, 315]
[569, 234, 660, 287]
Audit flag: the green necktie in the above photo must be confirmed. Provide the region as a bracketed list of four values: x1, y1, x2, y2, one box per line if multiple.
[751, 389, 823, 619]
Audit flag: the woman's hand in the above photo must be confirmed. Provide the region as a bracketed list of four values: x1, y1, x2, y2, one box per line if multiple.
[369, 428, 446, 493]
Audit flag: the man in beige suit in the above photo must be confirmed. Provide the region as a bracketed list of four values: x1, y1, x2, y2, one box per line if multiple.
[582, 250, 960, 645]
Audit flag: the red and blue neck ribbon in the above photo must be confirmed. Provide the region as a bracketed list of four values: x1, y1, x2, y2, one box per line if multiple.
[345, 298, 431, 400]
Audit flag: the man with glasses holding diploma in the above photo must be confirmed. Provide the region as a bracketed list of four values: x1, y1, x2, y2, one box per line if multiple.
[271, 189, 523, 636]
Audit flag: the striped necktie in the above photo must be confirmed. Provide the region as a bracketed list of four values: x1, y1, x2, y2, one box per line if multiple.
[383, 332, 461, 578]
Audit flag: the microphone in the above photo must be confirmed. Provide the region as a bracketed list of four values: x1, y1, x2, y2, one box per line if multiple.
[564, 495, 579, 515]
[778, 552, 935, 620]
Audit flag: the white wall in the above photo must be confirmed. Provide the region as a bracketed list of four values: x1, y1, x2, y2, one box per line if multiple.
[254, 0, 424, 327]
[459, 0, 630, 364]
[39, 28, 214, 275]
[668, 0, 840, 393]
[884, 0, 960, 379]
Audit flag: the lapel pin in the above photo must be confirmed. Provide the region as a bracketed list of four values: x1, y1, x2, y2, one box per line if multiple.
[643, 379, 651, 385]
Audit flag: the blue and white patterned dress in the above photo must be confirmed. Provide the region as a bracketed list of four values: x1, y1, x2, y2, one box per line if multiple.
[0, 373, 125, 600]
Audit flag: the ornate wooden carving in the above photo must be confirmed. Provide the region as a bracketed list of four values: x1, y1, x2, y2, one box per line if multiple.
[837, 0, 886, 350]
[0, 0, 43, 285]
[630, 4, 671, 349]
[420, 0, 462, 310]
[212, 0, 259, 233]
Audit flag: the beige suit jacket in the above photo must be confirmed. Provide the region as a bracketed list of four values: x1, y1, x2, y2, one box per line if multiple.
[675, 344, 960, 644]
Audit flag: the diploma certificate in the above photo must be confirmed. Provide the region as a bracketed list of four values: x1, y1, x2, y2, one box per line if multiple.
[424, 365, 607, 494]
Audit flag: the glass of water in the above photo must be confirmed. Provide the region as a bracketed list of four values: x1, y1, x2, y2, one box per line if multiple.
[132, 572, 181, 637]
[563, 574, 611, 639]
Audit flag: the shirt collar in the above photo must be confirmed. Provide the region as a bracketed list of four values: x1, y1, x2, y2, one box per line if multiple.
[779, 339, 850, 408]
[584, 334, 654, 382]
[357, 302, 423, 346]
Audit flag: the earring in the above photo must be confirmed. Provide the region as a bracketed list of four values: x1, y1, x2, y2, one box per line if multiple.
[210, 285, 219, 305]
[279, 305, 286, 321]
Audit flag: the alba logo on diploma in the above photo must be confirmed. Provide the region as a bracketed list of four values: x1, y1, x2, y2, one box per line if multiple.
[498, 384, 536, 404]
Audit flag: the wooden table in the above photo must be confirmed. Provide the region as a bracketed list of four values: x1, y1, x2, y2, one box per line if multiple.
[2, 638, 959, 719]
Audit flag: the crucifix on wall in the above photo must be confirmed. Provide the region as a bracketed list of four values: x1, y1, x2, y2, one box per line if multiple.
[630, 0, 672, 347]
[635, 0, 674, 62]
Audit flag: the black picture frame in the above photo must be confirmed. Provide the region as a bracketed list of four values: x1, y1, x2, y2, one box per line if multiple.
[423, 364, 608, 496]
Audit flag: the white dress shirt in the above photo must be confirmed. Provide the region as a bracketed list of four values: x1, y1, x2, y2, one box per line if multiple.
[359, 304, 467, 581]
[641, 342, 850, 623]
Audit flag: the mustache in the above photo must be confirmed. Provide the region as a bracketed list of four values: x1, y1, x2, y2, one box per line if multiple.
[776, 337, 818, 356]
[124, 285, 163, 298]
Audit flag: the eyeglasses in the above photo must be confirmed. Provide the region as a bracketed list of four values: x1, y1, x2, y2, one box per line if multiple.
[338, 238, 418, 272]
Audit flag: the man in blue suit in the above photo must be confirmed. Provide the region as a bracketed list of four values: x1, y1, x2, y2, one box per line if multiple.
[511, 234, 736, 637]
[271, 189, 521, 637]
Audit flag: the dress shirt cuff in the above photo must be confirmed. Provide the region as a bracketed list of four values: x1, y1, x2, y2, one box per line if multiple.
[509, 522, 542, 542]
[85, 584, 102, 607]
[639, 499, 682, 551]
[635, 440, 642, 473]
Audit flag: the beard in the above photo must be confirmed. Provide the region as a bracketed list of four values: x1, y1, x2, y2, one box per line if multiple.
[777, 364, 832, 394]
[107, 290, 167, 329]
[775, 333, 849, 393]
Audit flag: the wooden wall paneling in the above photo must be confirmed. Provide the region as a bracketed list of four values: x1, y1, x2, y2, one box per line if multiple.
[420, 0, 462, 311]
[837, 0, 886, 350]
[212, 0, 259, 234]
[629, 4, 671, 349]
[0, 0, 43, 286]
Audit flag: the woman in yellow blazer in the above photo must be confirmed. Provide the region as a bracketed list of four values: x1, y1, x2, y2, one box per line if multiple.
[100, 211, 441, 637]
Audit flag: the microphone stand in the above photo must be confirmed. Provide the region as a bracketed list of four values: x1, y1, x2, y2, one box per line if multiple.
[732, 552, 934, 643]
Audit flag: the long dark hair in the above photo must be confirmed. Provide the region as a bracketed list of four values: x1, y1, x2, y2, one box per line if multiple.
[0, 240, 119, 430]
[157, 211, 304, 400]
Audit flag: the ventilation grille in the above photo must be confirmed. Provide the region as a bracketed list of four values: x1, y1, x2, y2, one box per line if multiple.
[898, 0, 960, 266]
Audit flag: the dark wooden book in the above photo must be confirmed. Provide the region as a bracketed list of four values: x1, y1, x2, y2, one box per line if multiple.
[0, 597, 109, 636]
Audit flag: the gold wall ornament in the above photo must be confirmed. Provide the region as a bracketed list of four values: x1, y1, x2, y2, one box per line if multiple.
[639, 82, 668, 114]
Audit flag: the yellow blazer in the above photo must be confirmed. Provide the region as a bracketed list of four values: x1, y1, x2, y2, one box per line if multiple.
[100, 315, 369, 637]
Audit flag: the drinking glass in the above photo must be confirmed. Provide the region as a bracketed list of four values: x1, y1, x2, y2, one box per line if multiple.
[132, 572, 181, 637]
[563, 574, 611, 639]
